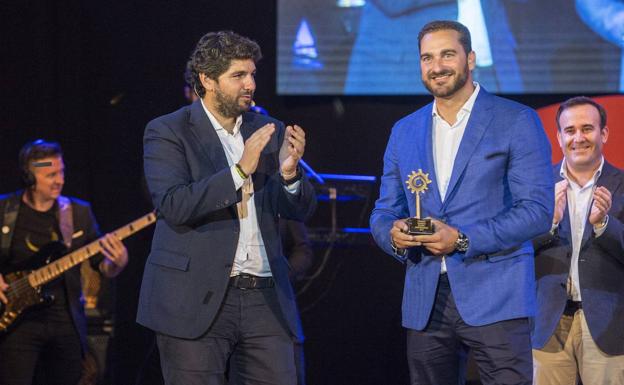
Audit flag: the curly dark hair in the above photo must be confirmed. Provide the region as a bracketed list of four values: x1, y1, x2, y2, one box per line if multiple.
[418, 20, 472, 56]
[185, 31, 262, 98]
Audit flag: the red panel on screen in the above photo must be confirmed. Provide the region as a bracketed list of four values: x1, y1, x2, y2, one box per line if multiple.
[537, 95, 624, 169]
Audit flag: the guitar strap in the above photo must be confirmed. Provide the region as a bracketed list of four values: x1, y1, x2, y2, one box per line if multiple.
[1, 192, 21, 261]
[57, 196, 74, 248]
[2, 193, 75, 256]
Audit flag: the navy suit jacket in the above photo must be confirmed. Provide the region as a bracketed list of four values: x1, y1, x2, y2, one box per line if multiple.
[137, 101, 316, 341]
[370, 88, 553, 329]
[533, 162, 624, 355]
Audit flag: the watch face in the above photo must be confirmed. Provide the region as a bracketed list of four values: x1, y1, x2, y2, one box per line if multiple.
[455, 233, 469, 252]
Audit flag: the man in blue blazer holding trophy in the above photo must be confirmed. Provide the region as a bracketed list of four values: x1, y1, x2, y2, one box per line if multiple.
[370, 20, 553, 385]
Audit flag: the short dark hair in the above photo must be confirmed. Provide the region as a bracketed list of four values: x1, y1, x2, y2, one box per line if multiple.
[18, 139, 63, 187]
[185, 31, 262, 98]
[556, 96, 607, 131]
[418, 20, 472, 55]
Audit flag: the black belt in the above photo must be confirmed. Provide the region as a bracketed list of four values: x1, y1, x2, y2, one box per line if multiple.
[564, 300, 582, 316]
[229, 274, 274, 289]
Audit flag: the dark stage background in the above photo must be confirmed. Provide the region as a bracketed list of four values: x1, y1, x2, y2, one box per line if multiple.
[0, 1, 612, 384]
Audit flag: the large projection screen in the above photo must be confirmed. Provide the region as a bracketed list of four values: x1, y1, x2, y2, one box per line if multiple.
[277, 0, 624, 95]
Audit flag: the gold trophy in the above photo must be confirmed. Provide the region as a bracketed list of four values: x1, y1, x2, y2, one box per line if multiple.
[405, 169, 434, 235]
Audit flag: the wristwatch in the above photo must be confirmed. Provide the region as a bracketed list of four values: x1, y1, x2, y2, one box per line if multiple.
[454, 231, 469, 252]
[391, 239, 407, 257]
[280, 166, 302, 185]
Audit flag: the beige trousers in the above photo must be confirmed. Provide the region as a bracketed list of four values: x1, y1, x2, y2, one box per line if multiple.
[533, 309, 624, 385]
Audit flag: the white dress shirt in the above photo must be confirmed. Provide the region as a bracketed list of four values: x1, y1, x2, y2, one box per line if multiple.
[432, 83, 481, 272]
[559, 157, 607, 301]
[201, 100, 272, 277]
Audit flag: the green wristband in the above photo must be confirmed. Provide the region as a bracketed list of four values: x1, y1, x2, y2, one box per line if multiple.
[235, 163, 248, 179]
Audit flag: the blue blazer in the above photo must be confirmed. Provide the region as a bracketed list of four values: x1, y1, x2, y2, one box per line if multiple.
[137, 101, 316, 341]
[532, 162, 624, 355]
[370, 89, 553, 330]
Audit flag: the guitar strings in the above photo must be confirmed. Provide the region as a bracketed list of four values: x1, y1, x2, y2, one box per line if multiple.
[2, 214, 155, 314]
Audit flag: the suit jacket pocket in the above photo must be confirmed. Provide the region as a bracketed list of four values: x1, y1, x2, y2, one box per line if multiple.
[149, 250, 190, 271]
[486, 245, 531, 263]
[468, 151, 507, 169]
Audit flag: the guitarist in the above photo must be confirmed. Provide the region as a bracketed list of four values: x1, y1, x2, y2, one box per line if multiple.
[0, 139, 128, 385]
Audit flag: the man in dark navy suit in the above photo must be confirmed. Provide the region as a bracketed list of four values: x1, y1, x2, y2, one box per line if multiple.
[532, 96, 624, 385]
[137, 31, 316, 385]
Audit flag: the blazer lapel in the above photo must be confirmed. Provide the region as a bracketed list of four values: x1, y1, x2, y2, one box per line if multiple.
[560, 203, 572, 242]
[580, 162, 622, 248]
[188, 100, 230, 172]
[424, 111, 443, 208]
[442, 90, 492, 208]
[599, 162, 623, 193]
[406, 105, 443, 212]
[239, 113, 255, 142]
[554, 169, 573, 244]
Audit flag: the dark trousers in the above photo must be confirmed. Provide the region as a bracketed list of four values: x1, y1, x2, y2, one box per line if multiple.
[137, 334, 306, 385]
[0, 312, 82, 385]
[406, 274, 532, 385]
[157, 286, 298, 385]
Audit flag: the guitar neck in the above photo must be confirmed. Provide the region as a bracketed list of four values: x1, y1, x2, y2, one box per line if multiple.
[27, 211, 157, 287]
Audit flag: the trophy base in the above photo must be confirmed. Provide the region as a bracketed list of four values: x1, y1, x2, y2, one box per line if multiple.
[406, 217, 434, 235]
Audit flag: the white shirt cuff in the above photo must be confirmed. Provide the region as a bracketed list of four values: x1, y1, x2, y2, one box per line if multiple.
[283, 180, 301, 194]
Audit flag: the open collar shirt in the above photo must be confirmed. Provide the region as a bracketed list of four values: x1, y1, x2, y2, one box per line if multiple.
[432, 82, 481, 273]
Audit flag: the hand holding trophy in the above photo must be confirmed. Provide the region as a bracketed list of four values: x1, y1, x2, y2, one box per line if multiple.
[405, 169, 434, 235]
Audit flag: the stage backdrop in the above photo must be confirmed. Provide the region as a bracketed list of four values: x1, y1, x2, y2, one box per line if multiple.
[3, 2, 622, 384]
[278, 0, 624, 95]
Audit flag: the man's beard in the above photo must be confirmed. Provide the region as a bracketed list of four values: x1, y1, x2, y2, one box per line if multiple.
[422, 62, 469, 98]
[214, 87, 252, 118]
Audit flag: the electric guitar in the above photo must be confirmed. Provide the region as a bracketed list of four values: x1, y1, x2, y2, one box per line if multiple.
[0, 211, 157, 333]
